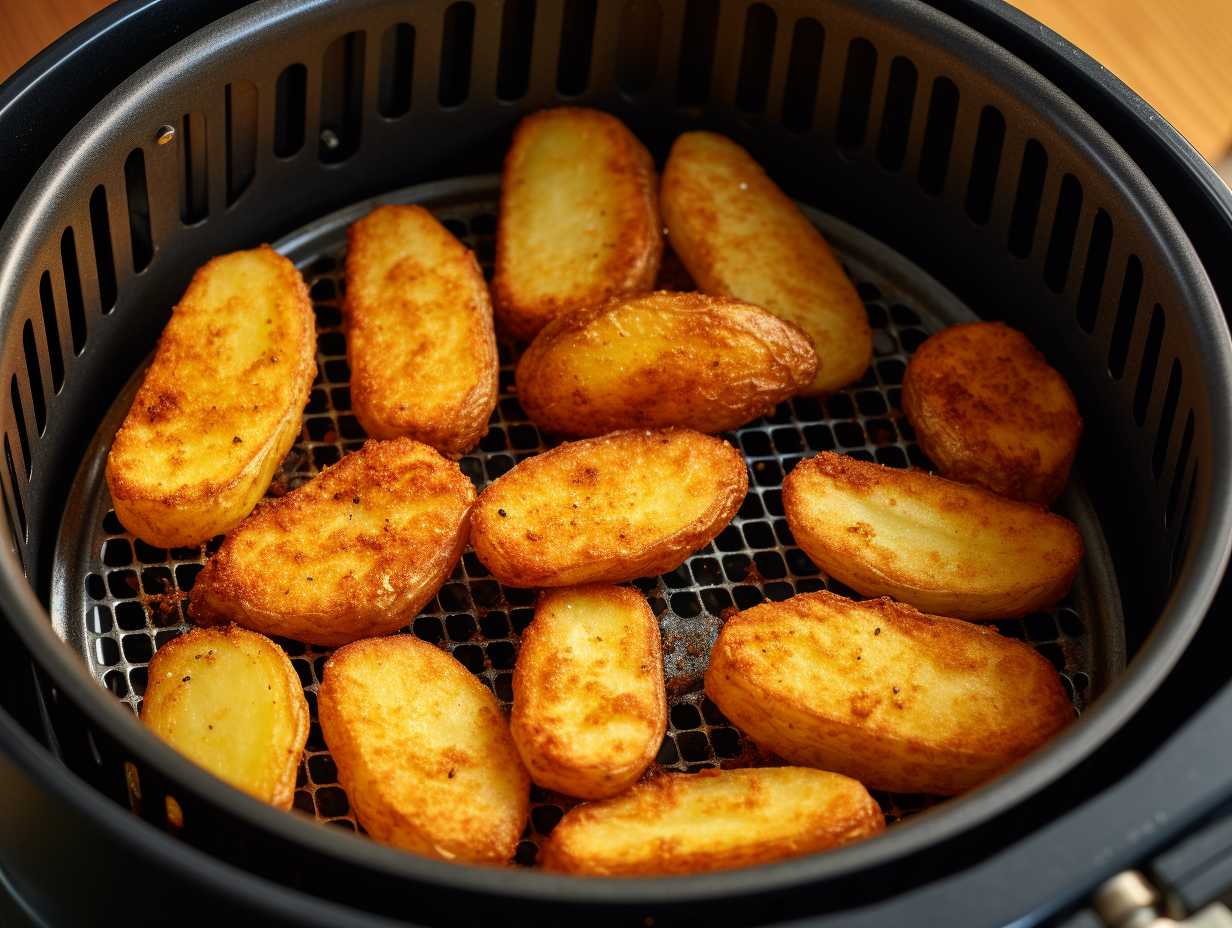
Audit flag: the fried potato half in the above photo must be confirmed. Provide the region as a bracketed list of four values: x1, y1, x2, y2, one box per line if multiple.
[511, 585, 665, 799]
[516, 291, 817, 437]
[106, 246, 315, 547]
[190, 438, 474, 646]
[318, 635, 529, 863]
[141, 625, 307, 809]
[492, 107, 662, 341]
[706, 591, 1073, 796]
[783, 452, 1083, 620]
[345, 204, 498, 457]
[902, 322, 1083, 505]
[539, 767, 883, 876]
[661, 131, 871, 394]
[469, 428, 747, 587]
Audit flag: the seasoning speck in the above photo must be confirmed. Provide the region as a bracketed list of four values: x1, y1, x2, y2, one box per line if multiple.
[352, 496, 360, 505]
[874, 627, 881, 636]
[232, 435, 242, 444]
[181, 675, 191, 683]
[498, 509, 507, 518]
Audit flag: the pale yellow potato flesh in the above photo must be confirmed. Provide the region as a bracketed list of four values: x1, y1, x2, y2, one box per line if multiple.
[661, 131, 871, 394]
[141, 625, 308, 810]
[492, 107, 662, 341]
[782, 452, 1083, 620]
[189, 438, 475, 647]
[705, 591, 1073, 796]
[511, 585, 665, 799]
[105, 246, 316, 547]
[345, 204, 498, 457]
[539, 767, 884, 876]
[318, 635, 529, 864]
[516, 291, 817, 436]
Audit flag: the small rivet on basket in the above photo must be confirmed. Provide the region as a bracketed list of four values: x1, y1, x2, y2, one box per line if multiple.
[155, 125, 176, 146]
[320, 128, 340, 151]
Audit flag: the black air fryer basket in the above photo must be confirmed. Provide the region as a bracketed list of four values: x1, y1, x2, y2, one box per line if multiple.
[3, 0, 1232, 925]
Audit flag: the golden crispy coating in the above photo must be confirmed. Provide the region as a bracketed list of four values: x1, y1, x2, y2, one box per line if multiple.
[318, 635, 529, 864]
[105, 246, 316, 547]
[511, 585, 665, 799]
[469, 428, 747, 587]
[345, 204, 498, 457]
[515, 291, 817, 437]
[705, 591, 1073, 796]
[661, 131, 871, 394]
[539, 767, 884, 875]
[190, 438, 474, 647]
[492, 107, 662, 341]
[782, 452, 1083, 620]
[141, 625, 308, 810]
[902, 322, 1083, 505]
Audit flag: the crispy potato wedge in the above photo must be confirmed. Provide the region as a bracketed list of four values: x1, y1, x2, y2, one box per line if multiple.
[706, 591, 1073, 795]
[492, 107, 662, 341]
[782, 452, 1083, 620]
[469, 429, 746, 587]
[511, 585, 665, 799]
[661, 132, 871, 394]
[141, 625, 307, 809]
[902, 322, 1083, 505]
[106, 246, 316, 547]
[318, 635, 529, 863]
[190, 438, 474, 646]
[345, 204, 498, 457]
[516, 291, 817, 437]
[539, 767, 883, 875]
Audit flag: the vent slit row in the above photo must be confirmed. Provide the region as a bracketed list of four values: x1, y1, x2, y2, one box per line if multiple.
[124, 149, 153, 272]
[780, 17, 823, 133]
[226, 81, 258, 204]
[1076, 209, 1113, 333]
[875, 56, 917, 171]
[1044, 174, 1083, 292]
[1133, 305, 1165, 425]
[1172, 465, 1198, 580]
[736, 3, 776, 113]
[3, 435, 25, 540]
[22, 321, 46, 436]
[1108, 255, 1143, 379]
[835, 38, 876, 151]
[38, 274, 65, 393]
[557, 0, 597, 95]
[1008, 139, 1047, 258]
[10, 377, 30, 479]
[617, 0, 661, 96]
[1168, 411, 1195, 517]
[1152, 360, 1182, 479]
[379, 24, 415, 116]
[274, 64, 308, 157]
[917, 76, 959, 195]
[964, 106, 1005, 223]
[180, 113, 208, 225]
[320, 32, 365, 163]
[89, 186, 117, 314]
[60, 228, 87, 354]
[676, 0, 719, 107]
[498, 1, 535, 101]
[440, 3, 476, 106]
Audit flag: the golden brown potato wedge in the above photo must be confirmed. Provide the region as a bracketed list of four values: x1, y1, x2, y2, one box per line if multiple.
[706, 591, 1073, 796]
[345, 204, 498, 457]
[902, 322, 1083, 505]
[190, 438, 474, 646]
[141, 625, 307, 809]
[492, 107, 662, 341]
[511, 585, 665, 799]
[782, 452, 1083, 620]
[106, 246, 315, 547]
[661, 131, 871, 394]
[539, 767, 883, 875]
[516, 291, 817, 436]
[318, 635, 529, 863]
[469, 428, 746, 587]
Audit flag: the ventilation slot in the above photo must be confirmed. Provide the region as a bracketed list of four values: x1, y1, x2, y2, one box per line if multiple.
[1108, 255, 1143, 379]
[179, 112, 208, 225]
[4, 435, 25, 540]
[440, 3, 475, 106]
[22, 321, 46, 436]
[124, 149, 153, 273]
[1008, 139, 1047, 258]
[617, 0, 661, 96]
[10, 377, 30, 479]
[1152, 360, 1182, 479]
[835, 39, 876, 151]
[676, 0, 719, 107]
[1168, 411, 1194, 517]
[497, 1, 534, 101]
[781, 18, 823, 132]
[1044, 174, 1083, 292]
[964, 106, 1005, 223]
[1076, 209, 1113, 333]
[736, 4, 776, 113]
[379, 24, 415, 116]
[89, 186, 117, 314]
[226, 81, 258, 204]
[917, 77, 958, 195]
[38, 274, 65, 394]
[557, 0, 597, 95]
[320, 32, 364, 163]
[1132, 305, 1165, 425]
[1172, 466, 1198, 581]
[60, 228, 87, 354]
[274, 64, 307, 157]
[876, 57, 917, 171]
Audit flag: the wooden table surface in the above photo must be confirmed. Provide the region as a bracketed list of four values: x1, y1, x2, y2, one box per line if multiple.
[1, 0, 1231, 164]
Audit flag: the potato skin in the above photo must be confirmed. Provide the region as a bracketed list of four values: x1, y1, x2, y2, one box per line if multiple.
[469, 428, 747, 587]
[190, 438, 474, 646]
[539, 767, 884, 876]
[511, 585, 665, 799]
[345, 204, 498, 457]
[516, 291, 817, 437]
[492, 107, 662, 341]
[318, 635, 529, 864]
[783, 452, 1083, 620]
[141, 625, 308, 810]
[705, 591, 1073, 796]
[106, 246, 316, 547]
[661, 131, 871, 394]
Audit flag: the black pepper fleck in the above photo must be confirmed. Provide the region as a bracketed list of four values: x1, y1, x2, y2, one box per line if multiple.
[182, 675, 191, 683]
[498, 509, 507, 518]
[874, 627, 881, 636]
[232, 436, 242, 444]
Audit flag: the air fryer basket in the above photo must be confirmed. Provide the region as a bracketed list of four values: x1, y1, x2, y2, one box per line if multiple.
[1, 0, 1230, 922]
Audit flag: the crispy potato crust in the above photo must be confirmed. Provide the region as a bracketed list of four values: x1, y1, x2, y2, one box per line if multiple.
[190, 438, 475, 646]
[516, 291, 817, 436]
[105, 246, 316, 547]
[318, 635, 529, 864]
[345, 204, 498, 457]
[902, 322, 1083, 505]
[705, 591, 1073, 795]
[782, 452, 1083, 620]
[141, 625, 308, 810]
[511, 585, 665, 799]
[661, 131, 871, 394]
[539, 767, 884, 875]
[469, 428, 747, 587]
[492, 107, 662, 341]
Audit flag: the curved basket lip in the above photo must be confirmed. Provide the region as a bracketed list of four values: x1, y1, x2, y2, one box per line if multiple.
[1, 0, 1230, 913]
